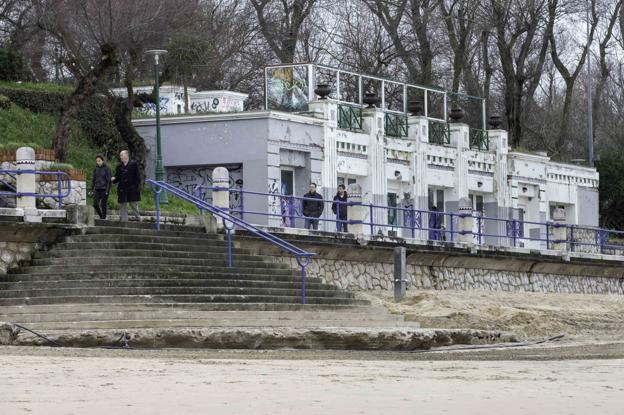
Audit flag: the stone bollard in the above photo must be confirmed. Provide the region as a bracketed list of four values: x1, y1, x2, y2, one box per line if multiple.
[394, 246, 407, 301]
[16, 147, 41, 223]
[347, 183, 365, 235]
[550, 206, 567, 251]
[457, 197, 474, 245]
[212, 167, 230, 229]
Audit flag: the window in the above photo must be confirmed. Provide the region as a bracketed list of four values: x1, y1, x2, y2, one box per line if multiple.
[280, 170, 294, 196]
[387, 192, 398, 225]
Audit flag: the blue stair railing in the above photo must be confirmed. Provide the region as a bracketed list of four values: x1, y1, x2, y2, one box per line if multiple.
[146, 179, 315, 305]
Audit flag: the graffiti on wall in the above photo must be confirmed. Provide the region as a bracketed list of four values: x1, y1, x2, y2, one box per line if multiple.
[190, 98, 220, 113]
[136, 97, 170, 115]
[166, 164, 243, 211]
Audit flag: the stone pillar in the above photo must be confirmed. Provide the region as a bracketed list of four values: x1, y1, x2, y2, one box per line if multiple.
[457, 197, 474, 245]
[489, 129, 512, 246]
[212, 167, 230, 229]
[362, 107, 387, 234]
[408, 116, 429, 240]
[16, 147, 41, 223]
[448, 124, 470, 212]
[393, 246, 407, 301]
[550, 206, 567, 251]
[347, 183, 365, 235]
[309, 99, 338, 231]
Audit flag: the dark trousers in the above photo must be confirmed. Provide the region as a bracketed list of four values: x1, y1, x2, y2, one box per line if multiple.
[304, 218, 319, 230]
[93, 189, 108, 219]
[336, 217, 348, 232]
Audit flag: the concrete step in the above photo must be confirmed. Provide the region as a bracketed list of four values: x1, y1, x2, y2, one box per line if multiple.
[0, 294, 370, 306]
[33, 249, 271, 263]
[0, 278, 338, 291]
[3, 271, 322, 284]
[0, 303, 377, 315]
[14, 260, 295, 274]
[0, 286, 355, 299]
[94, 219, 205, 233]
[3, 318, 418, 330]
[84, 226, 212, 239]
[57, 240, 244, 252]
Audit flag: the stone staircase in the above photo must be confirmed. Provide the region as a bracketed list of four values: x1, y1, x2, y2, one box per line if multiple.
[0, 220, 413, 332]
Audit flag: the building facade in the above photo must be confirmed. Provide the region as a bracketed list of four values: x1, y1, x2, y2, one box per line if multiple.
[133, 65, 599, 249]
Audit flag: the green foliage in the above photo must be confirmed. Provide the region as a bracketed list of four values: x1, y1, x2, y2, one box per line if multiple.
[597, 151, 624, 229]
[0, 85, 65, 113]
[0, 80, 73, 93]
[0, 47, 27, 81]
[0, 93, 11, 110]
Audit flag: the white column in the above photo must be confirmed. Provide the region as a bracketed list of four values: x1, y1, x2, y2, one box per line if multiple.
[449, 123, 470, 207]
[309, 99, 338, 231]
[212, 167, 229, 230]
[551, 206, 567, 251]
[457, 196, 474, 245]
[489, 129, 511, 244]
[16, 147, 40, 223]
[362, 107, 387, 234]
[408, 116, 429, 240]
[347, 182, 365, 235]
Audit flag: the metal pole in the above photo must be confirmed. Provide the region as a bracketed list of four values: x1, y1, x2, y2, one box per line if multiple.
[586, 0, 594, 167]
[153, 53, 168, 203]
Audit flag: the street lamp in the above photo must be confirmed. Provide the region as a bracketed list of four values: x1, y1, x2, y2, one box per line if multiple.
[145, 49, 168, 203]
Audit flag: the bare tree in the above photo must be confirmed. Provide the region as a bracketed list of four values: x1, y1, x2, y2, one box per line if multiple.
[250, 0, 317, 63]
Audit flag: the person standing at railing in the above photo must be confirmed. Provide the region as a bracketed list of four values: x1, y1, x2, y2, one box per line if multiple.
[428, 205, 443, 241]
[332, 184, 348, 232]
[111, 150, 141, 222]
[302, 182, 324, 230]
[92, 154, 111, 220]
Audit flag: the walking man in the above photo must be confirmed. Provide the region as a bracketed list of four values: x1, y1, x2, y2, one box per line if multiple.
[302, 182, 324, 230]
[92, 154, 111, 219]
[111, 150, 141, 222]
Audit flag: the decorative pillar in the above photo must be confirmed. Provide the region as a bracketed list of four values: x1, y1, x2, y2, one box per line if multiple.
[362, 107, 387, 233]
[212, 167, 229, 229]
[550, 206, 567, 251]
[448, 123, 470, 211]
[394, 246, 407, 301]
[489, 128, 511, 245]
[457, 196, 474, 245]
[347, 182, 365, 235]
[16, 147, 40, 223]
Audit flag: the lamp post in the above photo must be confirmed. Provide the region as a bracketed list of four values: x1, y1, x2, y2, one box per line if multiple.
[145, 49, 168, 203]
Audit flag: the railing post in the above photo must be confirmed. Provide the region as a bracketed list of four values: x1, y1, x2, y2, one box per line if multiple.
[477, 215, 482, 245]
[154, 189, 161, 230]
[512, 220, 517, 247]
[56, 175, 62, 208]
[449, 213, 454, 242]
[16, 147, 40, 223]
[411, 207, 416, 239]
[457, 198, 474, 246]
[239, 189, 244, 220]
[369, 203, 374, 235]
[546, 223, 550, 250]
[347, 183, 365, 235]
[569, 226, 575, 252]
[288, 196, 295, 227]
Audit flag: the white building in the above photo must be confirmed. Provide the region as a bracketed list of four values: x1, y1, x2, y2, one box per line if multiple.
[133, 64, 599, 248]
[111, 85, 248, 115]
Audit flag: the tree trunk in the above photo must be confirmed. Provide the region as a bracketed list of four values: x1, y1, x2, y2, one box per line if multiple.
[52, 44, 117, 162]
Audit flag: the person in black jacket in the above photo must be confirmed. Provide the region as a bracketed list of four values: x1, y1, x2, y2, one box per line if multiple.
[92, 154, 111, 219]
[111, 150, 141, 222]
[302, 182, 324, 230]
[331, 184, 348, 232]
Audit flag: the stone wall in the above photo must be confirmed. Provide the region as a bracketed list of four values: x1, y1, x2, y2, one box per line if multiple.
[273, 256, 624, 295]
[0, 224, 75, 275]
[239, 233, 624, 295]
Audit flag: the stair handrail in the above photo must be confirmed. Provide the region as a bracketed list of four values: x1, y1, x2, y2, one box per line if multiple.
[147, 179, 315, 304]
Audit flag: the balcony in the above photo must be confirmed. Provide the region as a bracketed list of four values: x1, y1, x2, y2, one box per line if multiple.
[428, 120, 450, 145]
[384, 113, 408, 137]
[469, 128, 489, 151]
[337, 104, 363, 131]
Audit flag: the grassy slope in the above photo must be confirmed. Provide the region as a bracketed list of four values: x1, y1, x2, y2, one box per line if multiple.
[0, 91, 197, 214]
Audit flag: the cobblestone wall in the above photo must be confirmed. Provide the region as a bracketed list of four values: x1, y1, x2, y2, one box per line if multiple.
[274, 256, 624, 295]
[0, 241, 37, 274]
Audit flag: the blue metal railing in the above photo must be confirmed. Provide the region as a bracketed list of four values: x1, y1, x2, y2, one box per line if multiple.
[188, 185, 624, 256]
[0, 169, 71, 208]
[147, 180, 315, 304]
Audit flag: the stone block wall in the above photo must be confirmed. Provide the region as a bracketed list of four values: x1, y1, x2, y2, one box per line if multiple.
[241, 233, 624, 296]
[273, 256, 624, 295]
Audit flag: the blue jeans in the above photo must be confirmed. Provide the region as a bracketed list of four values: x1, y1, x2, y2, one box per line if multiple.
[336, 218, 348, 232]
[305, 218, 319, 230]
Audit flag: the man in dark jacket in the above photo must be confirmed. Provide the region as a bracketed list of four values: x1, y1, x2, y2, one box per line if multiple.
[302, 182, 324, 230]
[331, 184, 348, 232]
[111, 150, 141, 222]
[92, 154, 111, 219]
